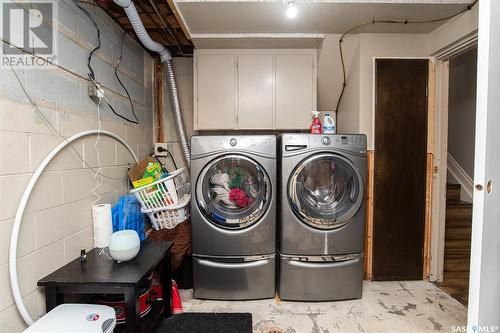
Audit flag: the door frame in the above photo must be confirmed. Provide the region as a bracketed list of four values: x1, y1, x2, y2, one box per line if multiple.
[429, 38, 478, 282]
[468, 0, 500, 324]
[366, 57, 433, 280]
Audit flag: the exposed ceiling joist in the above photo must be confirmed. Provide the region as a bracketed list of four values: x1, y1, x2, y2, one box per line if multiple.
[103, 0, 193, 56]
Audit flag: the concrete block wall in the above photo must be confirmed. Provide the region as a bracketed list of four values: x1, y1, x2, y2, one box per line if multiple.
[0, 1, 154, 331]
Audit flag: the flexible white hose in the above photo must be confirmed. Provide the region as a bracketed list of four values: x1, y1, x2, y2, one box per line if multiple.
[113, 0, 191, 168]
[9, 130, 138, 325]
[115, 0, 171, 62]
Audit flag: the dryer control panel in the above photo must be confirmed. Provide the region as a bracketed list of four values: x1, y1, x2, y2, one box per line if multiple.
[282, 134, 367, 156]
[309, 135, 366, 146]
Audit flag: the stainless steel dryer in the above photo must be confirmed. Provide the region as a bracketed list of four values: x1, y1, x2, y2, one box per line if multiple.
[191, 135, 276, 300]
[278, 133, 367, 301]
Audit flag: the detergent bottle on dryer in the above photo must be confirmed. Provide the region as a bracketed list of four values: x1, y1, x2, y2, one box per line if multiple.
[323, 113, 335, 134]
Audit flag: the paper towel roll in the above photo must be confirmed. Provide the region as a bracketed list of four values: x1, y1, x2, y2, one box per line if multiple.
[92, 204, 113, 248]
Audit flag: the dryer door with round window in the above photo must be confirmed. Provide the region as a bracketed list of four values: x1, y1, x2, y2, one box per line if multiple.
[196, 154, 271, 230]
[288, 153, 364, 230]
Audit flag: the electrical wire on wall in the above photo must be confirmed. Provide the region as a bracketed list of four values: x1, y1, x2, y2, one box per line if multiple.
[73, 1, 140, 124]
[2, 1, 143, 177]
[8, 64, 128, 180]
[153, 149, 178, 172]
[115, 32, 140, 123]
[334, 0, 478, 116]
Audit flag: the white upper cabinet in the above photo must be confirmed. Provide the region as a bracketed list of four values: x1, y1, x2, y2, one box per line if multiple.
[194, 49, 317, 130]
[237, 55, 274, 129]
[195, 54, 236, 130]
[275, 54, 316, 129]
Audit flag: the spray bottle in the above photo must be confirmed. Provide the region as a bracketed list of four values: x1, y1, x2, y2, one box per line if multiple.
[310, 111, 322, 134]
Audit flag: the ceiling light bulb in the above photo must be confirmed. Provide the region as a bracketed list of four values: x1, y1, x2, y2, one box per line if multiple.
[286, 1, 298, 19]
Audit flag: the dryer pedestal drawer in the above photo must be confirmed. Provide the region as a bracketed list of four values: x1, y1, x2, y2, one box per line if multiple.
[193, 255, 275, 300]
[278, 254, 364, 301]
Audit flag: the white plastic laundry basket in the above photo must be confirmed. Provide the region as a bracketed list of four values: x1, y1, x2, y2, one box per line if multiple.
[142, 198, 190, 230]
[130, 168, 190, 230]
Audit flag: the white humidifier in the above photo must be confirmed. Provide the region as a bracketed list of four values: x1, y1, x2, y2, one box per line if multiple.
[108, 230, 140, 262]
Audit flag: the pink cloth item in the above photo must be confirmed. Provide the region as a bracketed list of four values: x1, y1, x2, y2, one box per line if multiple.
[229, 188, 250, 208]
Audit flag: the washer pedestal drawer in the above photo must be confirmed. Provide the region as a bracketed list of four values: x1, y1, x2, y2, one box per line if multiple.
[278, 254, 364, 301]
[193, 255, 275, 300]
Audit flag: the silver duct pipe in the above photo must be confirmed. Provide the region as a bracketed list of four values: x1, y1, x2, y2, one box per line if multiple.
[165, 60, 191, 167]
[113, 0, 190, 168]
[164, 58, 190, 168]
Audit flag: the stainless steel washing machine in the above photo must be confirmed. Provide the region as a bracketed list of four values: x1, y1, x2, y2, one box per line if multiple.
[191, 135, 276, 300]
[278, 133, 367, 301]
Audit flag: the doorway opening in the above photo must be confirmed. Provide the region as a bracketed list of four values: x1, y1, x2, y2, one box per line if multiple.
[436, 47, 478, 306]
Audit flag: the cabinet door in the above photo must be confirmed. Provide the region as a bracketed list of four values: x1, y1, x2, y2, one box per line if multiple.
[237, 55, 274, 129]
[275, 55, 316, 129]
[195, 55, 236, 130]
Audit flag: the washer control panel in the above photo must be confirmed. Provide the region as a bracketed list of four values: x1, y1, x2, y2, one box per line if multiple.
[191, 135, 276, 157]
[321, 136, 331, 145]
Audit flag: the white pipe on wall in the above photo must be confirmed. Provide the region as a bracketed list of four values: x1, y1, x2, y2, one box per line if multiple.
[9, 130, 138, 325]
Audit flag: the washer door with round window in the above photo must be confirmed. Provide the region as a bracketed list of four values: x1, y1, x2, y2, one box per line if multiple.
[288, 153, 364, 230]
[196, 154, 271, 230]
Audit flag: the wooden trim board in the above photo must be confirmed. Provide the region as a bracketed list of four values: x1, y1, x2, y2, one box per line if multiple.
[423, 153, 434, 279]
[423, 62, 436, 279]
[364, 150, 374, 280]
[155, 60, 165, 142]
[166, 0, 191, 40]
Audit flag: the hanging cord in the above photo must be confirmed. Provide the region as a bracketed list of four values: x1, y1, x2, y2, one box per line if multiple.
[153, 150, 178, 172]
[91, 98, 104, 206]
[8, 64, 129, 180]
[99, 247, 113, 260]
[164, 149, 178, 170]
[73, 1, 139, 124]
[73, 1, 100, 81]
[334, 0, 478, 115]
[115, 32, 140, 123]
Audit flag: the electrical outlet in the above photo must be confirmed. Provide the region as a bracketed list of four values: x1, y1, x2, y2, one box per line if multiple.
[88, 81, 105, 102]
[153, 142, 169, 156]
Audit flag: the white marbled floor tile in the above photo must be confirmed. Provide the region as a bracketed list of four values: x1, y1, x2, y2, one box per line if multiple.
[178, 281, 467, 333]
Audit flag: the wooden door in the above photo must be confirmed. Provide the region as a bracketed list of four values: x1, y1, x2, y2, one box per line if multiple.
[237, 55, 274, 129]
[195, 55, 236, 130]
[373, 59, 428, 281]
[275, 54, 316, 129]
[468, 0, 500, 327]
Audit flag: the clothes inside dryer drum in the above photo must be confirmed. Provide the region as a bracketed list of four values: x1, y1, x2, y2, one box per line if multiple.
[197, 155, 271, 229]
[288, 153, 363, 230]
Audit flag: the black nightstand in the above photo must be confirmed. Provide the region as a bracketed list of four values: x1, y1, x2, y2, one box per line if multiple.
[38, 241, 173, 333]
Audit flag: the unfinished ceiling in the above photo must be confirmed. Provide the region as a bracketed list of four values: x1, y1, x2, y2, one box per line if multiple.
[102, 0, 193, 56]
